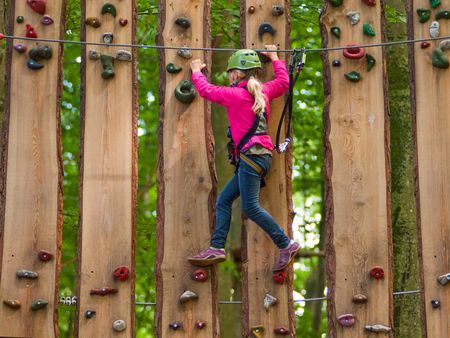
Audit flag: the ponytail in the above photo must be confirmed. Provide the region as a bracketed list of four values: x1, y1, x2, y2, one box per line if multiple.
[246, 76, 265, 115]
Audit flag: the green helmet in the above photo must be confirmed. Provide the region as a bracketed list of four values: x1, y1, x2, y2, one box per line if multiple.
[227, 49, 261, 71]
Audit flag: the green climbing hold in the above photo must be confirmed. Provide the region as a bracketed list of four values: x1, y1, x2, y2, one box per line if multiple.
[16, 16, 24, 23]
[417, 9, 431, 23]
[330, 26, 340, 38]
[329, 0, 343, 7]
[345, 71, 361, 82]
[166, 63, 182, 73]
[100, 54, 115, 79]
[366, 54, 376, 71]
[31, 299, 48, 311]
[430, 0, 441, 8]
[29, 45, 53, 61]
[363, 22, 376, 37]
[435, 10, 450, 20]
[101, 3, 117, 17]
[175, 80, 197, 104]
[431, 48, 449, 69]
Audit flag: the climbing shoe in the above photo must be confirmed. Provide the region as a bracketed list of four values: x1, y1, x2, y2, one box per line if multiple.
[188, 247, 226, 267]
[273, 241, 300, 271]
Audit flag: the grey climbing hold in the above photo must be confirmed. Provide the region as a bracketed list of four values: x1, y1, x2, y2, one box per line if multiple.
[439, 39, 450, 50]
[346, 11, 360, 25]
[264, 293, 278, 311]
[272, 5, 284, 16]
[89, 50, 101, 60]
[179, 290, 198, 303]
[437, 272, 450, 285]
[177, 48, 193, 59]
[103, 32, 114, 44]
[112, 319, 126, 332]
[364, 324, 391, 333]
[116, 50, 132, 61]
[16, 269, 38, 279]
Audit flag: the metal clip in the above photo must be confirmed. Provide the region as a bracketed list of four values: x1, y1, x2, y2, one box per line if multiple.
[277, 138, 291, 153]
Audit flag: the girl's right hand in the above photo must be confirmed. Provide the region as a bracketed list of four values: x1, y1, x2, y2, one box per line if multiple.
[259, 45, 279, 61]
[190, 59, 206, 72]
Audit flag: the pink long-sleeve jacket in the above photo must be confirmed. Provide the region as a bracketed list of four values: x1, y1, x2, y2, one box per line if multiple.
[191, 60, 289, 152]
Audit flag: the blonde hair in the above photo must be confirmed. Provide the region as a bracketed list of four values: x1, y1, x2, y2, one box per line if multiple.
[233, 69, 265, 115]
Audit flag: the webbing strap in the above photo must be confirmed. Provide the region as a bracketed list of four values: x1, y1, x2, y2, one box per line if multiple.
[240, 153, 264, 176]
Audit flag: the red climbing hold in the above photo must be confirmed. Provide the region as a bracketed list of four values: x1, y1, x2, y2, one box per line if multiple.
[196, 321, 207, 329]
[369, 266, 385, 280]
[38, 250, 53, 262]
[27, 0, 46, 15]
[421, 42, 431, 49]
[362, 0, 376, 6]
[0, 32, 4, 40]
[90, 287, 118, 296]
[113, 266, 130, 281]
[273, 270, 287, 284]
[274, 327, 290, 335]
[26, 24, 37, 38]
[343, 44, 366, 59]
[338, 314, 356, 327]
[192, 268, 208, 282]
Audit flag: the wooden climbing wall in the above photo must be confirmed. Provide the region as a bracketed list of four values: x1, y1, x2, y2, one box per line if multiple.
[155, 0, 218, 337]
[240, 1, 295, 337]
[0, 0, 66, 337]
[75, 0, 137, 336]
[321, 0, 393, 336]
[410, 0, 450, 337]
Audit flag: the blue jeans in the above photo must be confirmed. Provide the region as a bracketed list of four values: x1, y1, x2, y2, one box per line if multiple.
[211, 154, 291, 249]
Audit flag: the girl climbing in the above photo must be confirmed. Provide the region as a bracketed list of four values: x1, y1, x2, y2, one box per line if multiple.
[188, 45, 300, 272]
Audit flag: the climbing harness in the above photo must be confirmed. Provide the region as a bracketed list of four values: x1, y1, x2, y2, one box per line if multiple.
[275, 48, 306, 153]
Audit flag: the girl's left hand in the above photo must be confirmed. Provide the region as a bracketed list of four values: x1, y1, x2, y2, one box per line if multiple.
[190, 59, 206, 72]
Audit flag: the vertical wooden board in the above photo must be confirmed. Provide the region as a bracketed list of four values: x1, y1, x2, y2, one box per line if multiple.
[410, 0, 450, 336]
[155, 0, 218, 337]
[240, 1, 294, 336]
[75, 0, 137, 337]
[320, 0, 393, 336]
[0, 1, 65, 337]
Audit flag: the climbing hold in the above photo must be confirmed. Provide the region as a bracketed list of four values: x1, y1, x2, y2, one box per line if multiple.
[273, 270, 287, 284]
[248, 6, 256, 14]
[329, 0, 343, 7]
[366, 54, 376, 71]
[3, 300, 21, 309]
[177, 48, 192, 59]
[337, 314, 356, 327]
[26, 24, 37, 38]
[101, 54, 115, 79]
[31, 299, 48, 310]
[29, 45, 52, 62]
[103, 32, 113, 44]
[430, 0, 441, 8]
[40, 15, 53, 25]
[251, 325, 265, 338]
[436, 10, 450, 20]
[429, 21, 439, 38]
[274, 327, 290, 335]
[346, 11, 360, 25]
[272, 5, 284, 16]
[439, 39, 450, 50]
[264, 293, 278, 311]
[85, 17, 101, 28]
[437, 273, 450, 285]
[119, 18, 128, 27]
[16, 269, 39, 279]
[85, 310, 96, 318]
[330, 26, 340, 38]
[179, 290, 198, 304]
[13, 44, 27, 53]
[175, 80, 197, 104]
[417, 9, 431, 23]
[258, 23, 275, 37]
[421, 41, 431, 49]
[89, 50, 101, 60]
[363, 22, 376, 37]
[343, 45, 365, 59]
[431, 48, 449, 69]
[332, 59, 341, 67]
[90, 287, 118, 296]
[345, 71, 361, 82]
[169, 321, 183, 330]
[38, 250, 53, 261]
[27, 0, 46, 15]
[16, 16, 24, 23]
[166, 63, 182, 74]
[352, 294, 368, 303]
[192, 268, 208, 282]
[362, 0, 376, 6]
[364, 324, 391, 333]
[196, 321, 207, 329]
[116, 50, 132, 61]
[431, 299, 441, 308]
[27, 59, 44, 70]
[369, 266, 384, 279]
[112, 319, 126, 332]
[175, 17, 191, 29]
[113, 266, 130, 281]
[101, 3, 117, 17]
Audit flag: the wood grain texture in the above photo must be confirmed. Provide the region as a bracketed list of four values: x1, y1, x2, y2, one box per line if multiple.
[155, 1, 219, 337]
[410, 1, 450, 337]
[75, 0, 137, 336]
[0, 0, 65, 337]
[320, 0, 393, 336]
[240, 1, 295, 337]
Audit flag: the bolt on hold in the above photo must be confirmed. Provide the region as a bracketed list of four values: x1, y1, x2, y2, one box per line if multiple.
[258, 23, 275, 37]
[337, 314, 356, 327]
[113, 265, 130, 281]
[264, 293, 278, 311]
[192, 268, 208, 282]
[251, 325, 265, 338]
[38, 250, 54, 262]
[112, 319, 126, 332]
[364, 324, 391, 333]
[31, 299, 48, 310]
[169, 321, 183, 330]
[437, 273, 450, 285]
[175, 17, 191, 29]
[90, 287, 118, 296]
[179, 290, 198, 304]
[431, 299, 441, 308]
[3, 299, 21, 309]
[16, 269, 39, 279]
[272, 5, 284, 16]
[274, 327, 290, 335]
[85, 310, 96, 318]
[369, 266, 385, 280]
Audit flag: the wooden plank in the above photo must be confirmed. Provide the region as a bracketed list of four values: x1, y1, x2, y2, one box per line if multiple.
[155, 0, 219, 337]
[240, 1, 295, 337]
[0, 0, 66, 337]
[320, 0, 393, 336]
[75, 0, 137, 336]
[410, 0, 450, 336]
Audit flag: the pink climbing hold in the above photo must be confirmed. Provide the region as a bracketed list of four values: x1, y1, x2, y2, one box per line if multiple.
[338, 314, 356, 327]
[27, 0, 46, 15]
[343, 44, 366, 59]
[26, 24, 37, 38]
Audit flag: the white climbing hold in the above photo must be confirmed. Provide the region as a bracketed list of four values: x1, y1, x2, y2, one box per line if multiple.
[263, 293, 278, 311]
[346, 11, 360, 25]
[368, 113, 375, 126]
[429, 21, 439, 38]
[439, 39, 450, 50]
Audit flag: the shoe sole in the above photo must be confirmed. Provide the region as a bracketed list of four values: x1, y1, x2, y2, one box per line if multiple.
[188, 256, 226, 267]
[273, 244, 300, 271]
